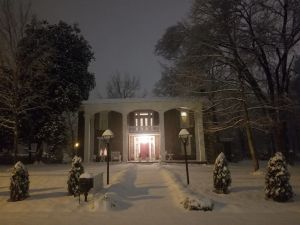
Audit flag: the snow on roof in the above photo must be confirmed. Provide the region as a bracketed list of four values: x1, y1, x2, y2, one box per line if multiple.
[80, 97, 206, 114]
[82, 97, 204, 105]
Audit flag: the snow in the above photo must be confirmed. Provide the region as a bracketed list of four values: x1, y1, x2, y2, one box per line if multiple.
[213, 152, 231, 194]
[72, 156, 82, 164]
[79, 172, 92, 179]
[0, 161, 299, 225]
[14, 161, 27, 171]
[181, 197, 213, 211]
[265, 152, 293, 202]
[215, 152, 225, 163]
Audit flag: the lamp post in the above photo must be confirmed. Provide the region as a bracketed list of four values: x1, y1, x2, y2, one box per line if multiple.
[179, 129, 191, 185]
[74, 142, 79, 156]
[102, 129, 114, 185]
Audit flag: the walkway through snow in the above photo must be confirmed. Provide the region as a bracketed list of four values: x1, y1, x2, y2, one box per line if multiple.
[0, 162, 300, 225]
[97, 164, 181, 213]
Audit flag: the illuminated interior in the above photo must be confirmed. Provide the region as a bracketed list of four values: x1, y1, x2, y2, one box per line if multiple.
[133, 134, 155, 161]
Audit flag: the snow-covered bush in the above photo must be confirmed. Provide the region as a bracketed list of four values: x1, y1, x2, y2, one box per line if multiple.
[213, 152, 231, 194]
[67, 156, 84, 196]
[102, 193, 117, 210]
[265, 152, 293, 202]
[9, 161, 30, 201]
[182, 197, 213, 211]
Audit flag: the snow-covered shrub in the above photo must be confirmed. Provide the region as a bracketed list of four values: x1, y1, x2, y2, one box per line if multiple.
[182, 197, 213, 211]
[9, 161, 30, 201]
[102, 193, 117, 210]
[213, 152, 231, 194]
[67, 156, 84, 195]
[265, 152, 293, 202]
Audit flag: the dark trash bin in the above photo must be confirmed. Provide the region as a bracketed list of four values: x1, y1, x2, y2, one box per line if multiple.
[79, 173, 93, 202]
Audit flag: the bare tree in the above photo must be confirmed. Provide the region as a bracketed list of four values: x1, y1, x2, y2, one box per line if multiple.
[1, 1, 96, 162]
[155, 0, 300, 168]
[0, 0, 47, 162]
[106, 71, 141, 98]
[0, 0, 35, 161]
[154, 59, 259, 169]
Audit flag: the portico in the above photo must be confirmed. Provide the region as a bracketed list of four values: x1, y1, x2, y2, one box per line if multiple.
[78, 98, 206, 163]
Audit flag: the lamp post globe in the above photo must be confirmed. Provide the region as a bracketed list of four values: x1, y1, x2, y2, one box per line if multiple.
[179, 129, 190, 143]
[102, 129, 114, 185]
[179, 129, 191, 185]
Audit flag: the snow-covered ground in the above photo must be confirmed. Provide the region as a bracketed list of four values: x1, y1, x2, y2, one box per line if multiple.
[0, 161, 299, 225]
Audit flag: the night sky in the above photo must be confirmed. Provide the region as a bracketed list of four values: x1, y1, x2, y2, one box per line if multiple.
[29, 0, 192, 99]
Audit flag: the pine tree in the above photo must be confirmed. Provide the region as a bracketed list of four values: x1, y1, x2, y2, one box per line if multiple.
[265, 152, 293, 202]
[67, 156, 84, 196]
[9, 161, 30, 201]
[213, 152, 231, 194]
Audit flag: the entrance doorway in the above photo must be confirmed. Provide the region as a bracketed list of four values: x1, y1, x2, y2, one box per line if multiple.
[133, 135, 155, 161]
[140, 143, 149, 160]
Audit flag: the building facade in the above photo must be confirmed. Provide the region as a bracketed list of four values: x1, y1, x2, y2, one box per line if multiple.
[78, 98, 206, 162]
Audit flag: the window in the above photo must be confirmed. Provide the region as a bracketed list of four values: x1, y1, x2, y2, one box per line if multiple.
[145, 118, 148, 126]
[133, 111, 155, 128]
[139, 113, 149, 116]
[140, 118, 143, 126]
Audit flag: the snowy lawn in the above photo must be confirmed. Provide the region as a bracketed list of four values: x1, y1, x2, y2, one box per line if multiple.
[162, 160, 300, 212]
[0, 161, 299, 225]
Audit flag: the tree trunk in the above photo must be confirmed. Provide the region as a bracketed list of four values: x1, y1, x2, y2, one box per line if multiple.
[245, 120, 259, 171]
[13, 120, 18, 163]
[269, 106, 289, 160]
[273, 120, 288, 159]
[243, 96, 259, 171]
[239, 78, 259, 171]
[36, 142, 43, 163]
[204, 105, 221, 163]
[268, 132, 275, 157]
[238, 128, 247, 158]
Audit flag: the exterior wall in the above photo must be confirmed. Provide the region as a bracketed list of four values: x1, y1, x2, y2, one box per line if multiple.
[79, 98, 206, 162]
[164, 109, 181, 156]
[77, 111, 85, 159]
[164, 109, 196, 160]
[94, 113, 100, 156]
[108, 111, 123, 159]
[84, 113, 91, 161]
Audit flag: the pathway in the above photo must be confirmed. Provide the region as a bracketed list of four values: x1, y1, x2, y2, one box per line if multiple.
[103, 164, 181, 218]
[1, 163, 300, 225]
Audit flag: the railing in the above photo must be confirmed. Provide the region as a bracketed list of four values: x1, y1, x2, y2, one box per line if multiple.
[128, 126, 159, 133]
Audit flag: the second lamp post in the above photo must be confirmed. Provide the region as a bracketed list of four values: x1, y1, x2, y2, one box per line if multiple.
[179, 129, 192, 185]
[102, 129, 114, 185]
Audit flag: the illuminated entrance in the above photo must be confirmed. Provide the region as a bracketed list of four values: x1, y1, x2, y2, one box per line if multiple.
[133, 135, 155, 161]
[127, 110, 160, 162]
[80, 98, 206, 163]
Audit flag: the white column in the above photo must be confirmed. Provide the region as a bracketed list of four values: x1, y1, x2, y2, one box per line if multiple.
[195, 106, 206, 162]
[90, 115, 95, 162]
[84, 113, 91, 163]
[122, 112, 128, 162]
[159, 111, 166, 160]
